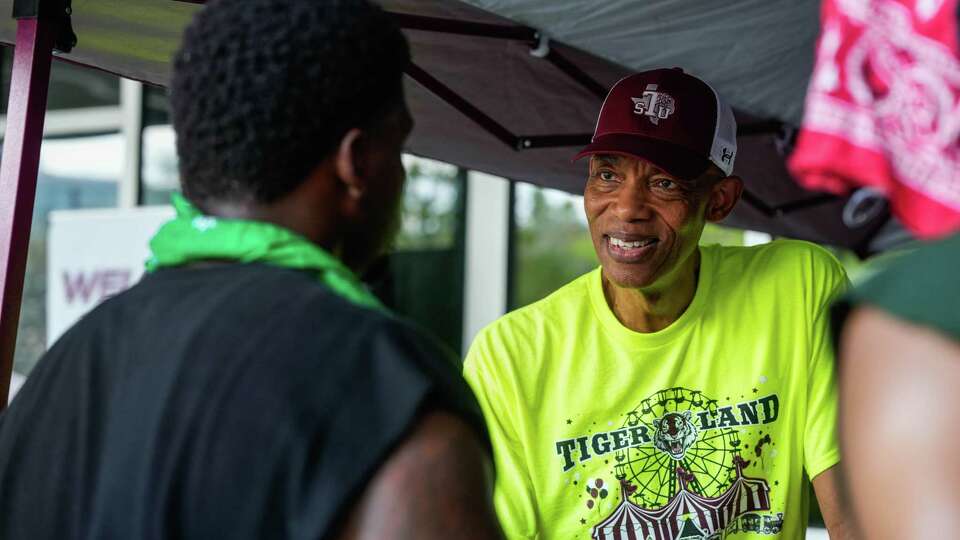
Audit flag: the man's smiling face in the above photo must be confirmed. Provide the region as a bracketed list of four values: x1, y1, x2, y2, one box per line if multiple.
[584, 154, 717, 290]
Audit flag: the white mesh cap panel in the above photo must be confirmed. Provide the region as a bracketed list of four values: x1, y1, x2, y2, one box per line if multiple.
[706, 84, 737, 176]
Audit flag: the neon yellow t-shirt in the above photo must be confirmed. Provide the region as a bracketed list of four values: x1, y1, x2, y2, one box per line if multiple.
[464, 240, 847, 540]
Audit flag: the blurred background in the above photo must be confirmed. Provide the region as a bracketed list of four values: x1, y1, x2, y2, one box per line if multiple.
[0, 50, 908, 392]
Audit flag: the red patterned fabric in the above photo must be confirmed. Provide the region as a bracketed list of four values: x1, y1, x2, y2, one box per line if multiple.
[789, 0, 960, 238]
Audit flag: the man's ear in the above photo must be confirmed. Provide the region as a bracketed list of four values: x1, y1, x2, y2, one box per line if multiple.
[705, 175, 744, 223]
[334, 128, 366, 200]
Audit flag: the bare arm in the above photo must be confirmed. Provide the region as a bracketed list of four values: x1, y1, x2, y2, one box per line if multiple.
[335, 410, 505, 540]
[811, 466, 853, 539]
[839, 306, 960, 539]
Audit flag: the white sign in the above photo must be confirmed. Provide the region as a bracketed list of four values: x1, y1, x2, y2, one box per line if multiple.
[46, 206, 174, 347]
[7, 372, 25, 405]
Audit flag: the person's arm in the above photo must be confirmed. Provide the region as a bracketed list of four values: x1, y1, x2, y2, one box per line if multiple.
[335, 410, 504, 540]
[463, 326, 538, 539]
[811, 466, 854, 539]
[801, 253, 852, 538]
[840, 306, 960, 539]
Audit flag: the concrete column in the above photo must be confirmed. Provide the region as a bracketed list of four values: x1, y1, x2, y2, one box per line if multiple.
[119, 78, 144, 208]
[462, 171, 511, 355]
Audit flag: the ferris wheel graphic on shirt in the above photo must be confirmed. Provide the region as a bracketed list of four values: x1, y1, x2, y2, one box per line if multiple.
[617, 387, 742, 507]
[589, 386, 781, 540]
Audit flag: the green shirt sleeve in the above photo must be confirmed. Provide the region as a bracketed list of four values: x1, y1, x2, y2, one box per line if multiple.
[463, 327, 538, 540]
[840, 233, 960, 341]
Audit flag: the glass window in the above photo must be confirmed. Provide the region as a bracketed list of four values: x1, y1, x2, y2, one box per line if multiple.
[14, 133, 123, 377]
[141, 124, 179, 205]
[0, 48, 124, 390]
[395, 156, 462, 250]
[509, 182, 596, 310]
[141, 85, 179, 205]
[0, 47, 120, 113]
[369, 156, 466, 353]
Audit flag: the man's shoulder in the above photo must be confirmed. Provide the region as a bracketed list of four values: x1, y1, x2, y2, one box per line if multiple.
[709, 238, 839, 264]
[764, 238, 843, 268]
[709, 239, 846, 282]
[706, 240, 848, 320]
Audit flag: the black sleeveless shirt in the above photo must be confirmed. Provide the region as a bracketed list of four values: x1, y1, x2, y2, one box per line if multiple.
[0, 264, 486, 540]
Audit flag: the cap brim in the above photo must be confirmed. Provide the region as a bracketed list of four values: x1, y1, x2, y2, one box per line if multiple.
[573, 134, 711, 181]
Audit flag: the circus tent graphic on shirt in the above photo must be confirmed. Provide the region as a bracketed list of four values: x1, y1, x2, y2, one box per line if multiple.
[592, 456, 771, 540]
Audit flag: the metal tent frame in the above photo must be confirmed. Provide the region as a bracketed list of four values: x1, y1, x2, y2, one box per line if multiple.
[0, 0, 75, 407]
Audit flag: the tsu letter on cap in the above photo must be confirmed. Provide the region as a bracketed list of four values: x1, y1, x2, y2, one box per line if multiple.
[575, 68, 737, 180]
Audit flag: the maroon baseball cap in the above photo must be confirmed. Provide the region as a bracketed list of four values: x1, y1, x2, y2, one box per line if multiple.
[574, 68, 737, 180]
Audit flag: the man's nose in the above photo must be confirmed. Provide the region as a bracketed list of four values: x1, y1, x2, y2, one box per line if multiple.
[612, 179, 654, 222]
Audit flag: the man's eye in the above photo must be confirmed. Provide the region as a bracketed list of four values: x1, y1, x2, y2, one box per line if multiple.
[654, 178, 677, 190]
[597, 171, 617, 182]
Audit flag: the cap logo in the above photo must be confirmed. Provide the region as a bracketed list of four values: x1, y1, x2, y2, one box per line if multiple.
[631, 84, 676, 125]
[721, 148, 734, 164]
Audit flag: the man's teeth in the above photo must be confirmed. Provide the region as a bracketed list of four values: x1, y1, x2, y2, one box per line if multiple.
[609, 237, 655, 249]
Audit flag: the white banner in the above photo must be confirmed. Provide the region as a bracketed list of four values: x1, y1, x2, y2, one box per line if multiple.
[46, 206, 173, 347]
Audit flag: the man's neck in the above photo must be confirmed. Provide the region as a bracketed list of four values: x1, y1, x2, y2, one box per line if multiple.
[203, 186, 339, 251]
[602, 250, 700, 333]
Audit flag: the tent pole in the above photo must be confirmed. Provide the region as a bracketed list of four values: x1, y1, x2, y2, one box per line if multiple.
[0, 16, 58, 408]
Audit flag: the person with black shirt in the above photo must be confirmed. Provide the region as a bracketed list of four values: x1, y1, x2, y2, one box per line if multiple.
[0, 1, 503, 539]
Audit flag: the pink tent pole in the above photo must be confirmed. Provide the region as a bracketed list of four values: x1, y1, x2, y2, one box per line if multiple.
[0, 16, 58, 409]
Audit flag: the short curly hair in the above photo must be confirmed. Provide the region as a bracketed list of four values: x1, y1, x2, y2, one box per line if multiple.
[170, 0, 410, 205]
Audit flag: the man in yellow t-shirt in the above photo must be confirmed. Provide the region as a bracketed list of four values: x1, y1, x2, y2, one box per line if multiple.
[464, 69, 851, 539]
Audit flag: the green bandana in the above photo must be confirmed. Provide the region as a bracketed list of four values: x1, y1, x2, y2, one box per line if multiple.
[146, 194, 385, 312]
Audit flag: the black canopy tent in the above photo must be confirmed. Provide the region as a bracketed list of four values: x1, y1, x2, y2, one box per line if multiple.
[0, 0, 902, 247]
[0, 0, 904, 405]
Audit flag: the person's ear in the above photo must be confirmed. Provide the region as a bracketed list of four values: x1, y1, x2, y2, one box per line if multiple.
[705, 175, 744, 223]
[334, 128, 367, 201]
